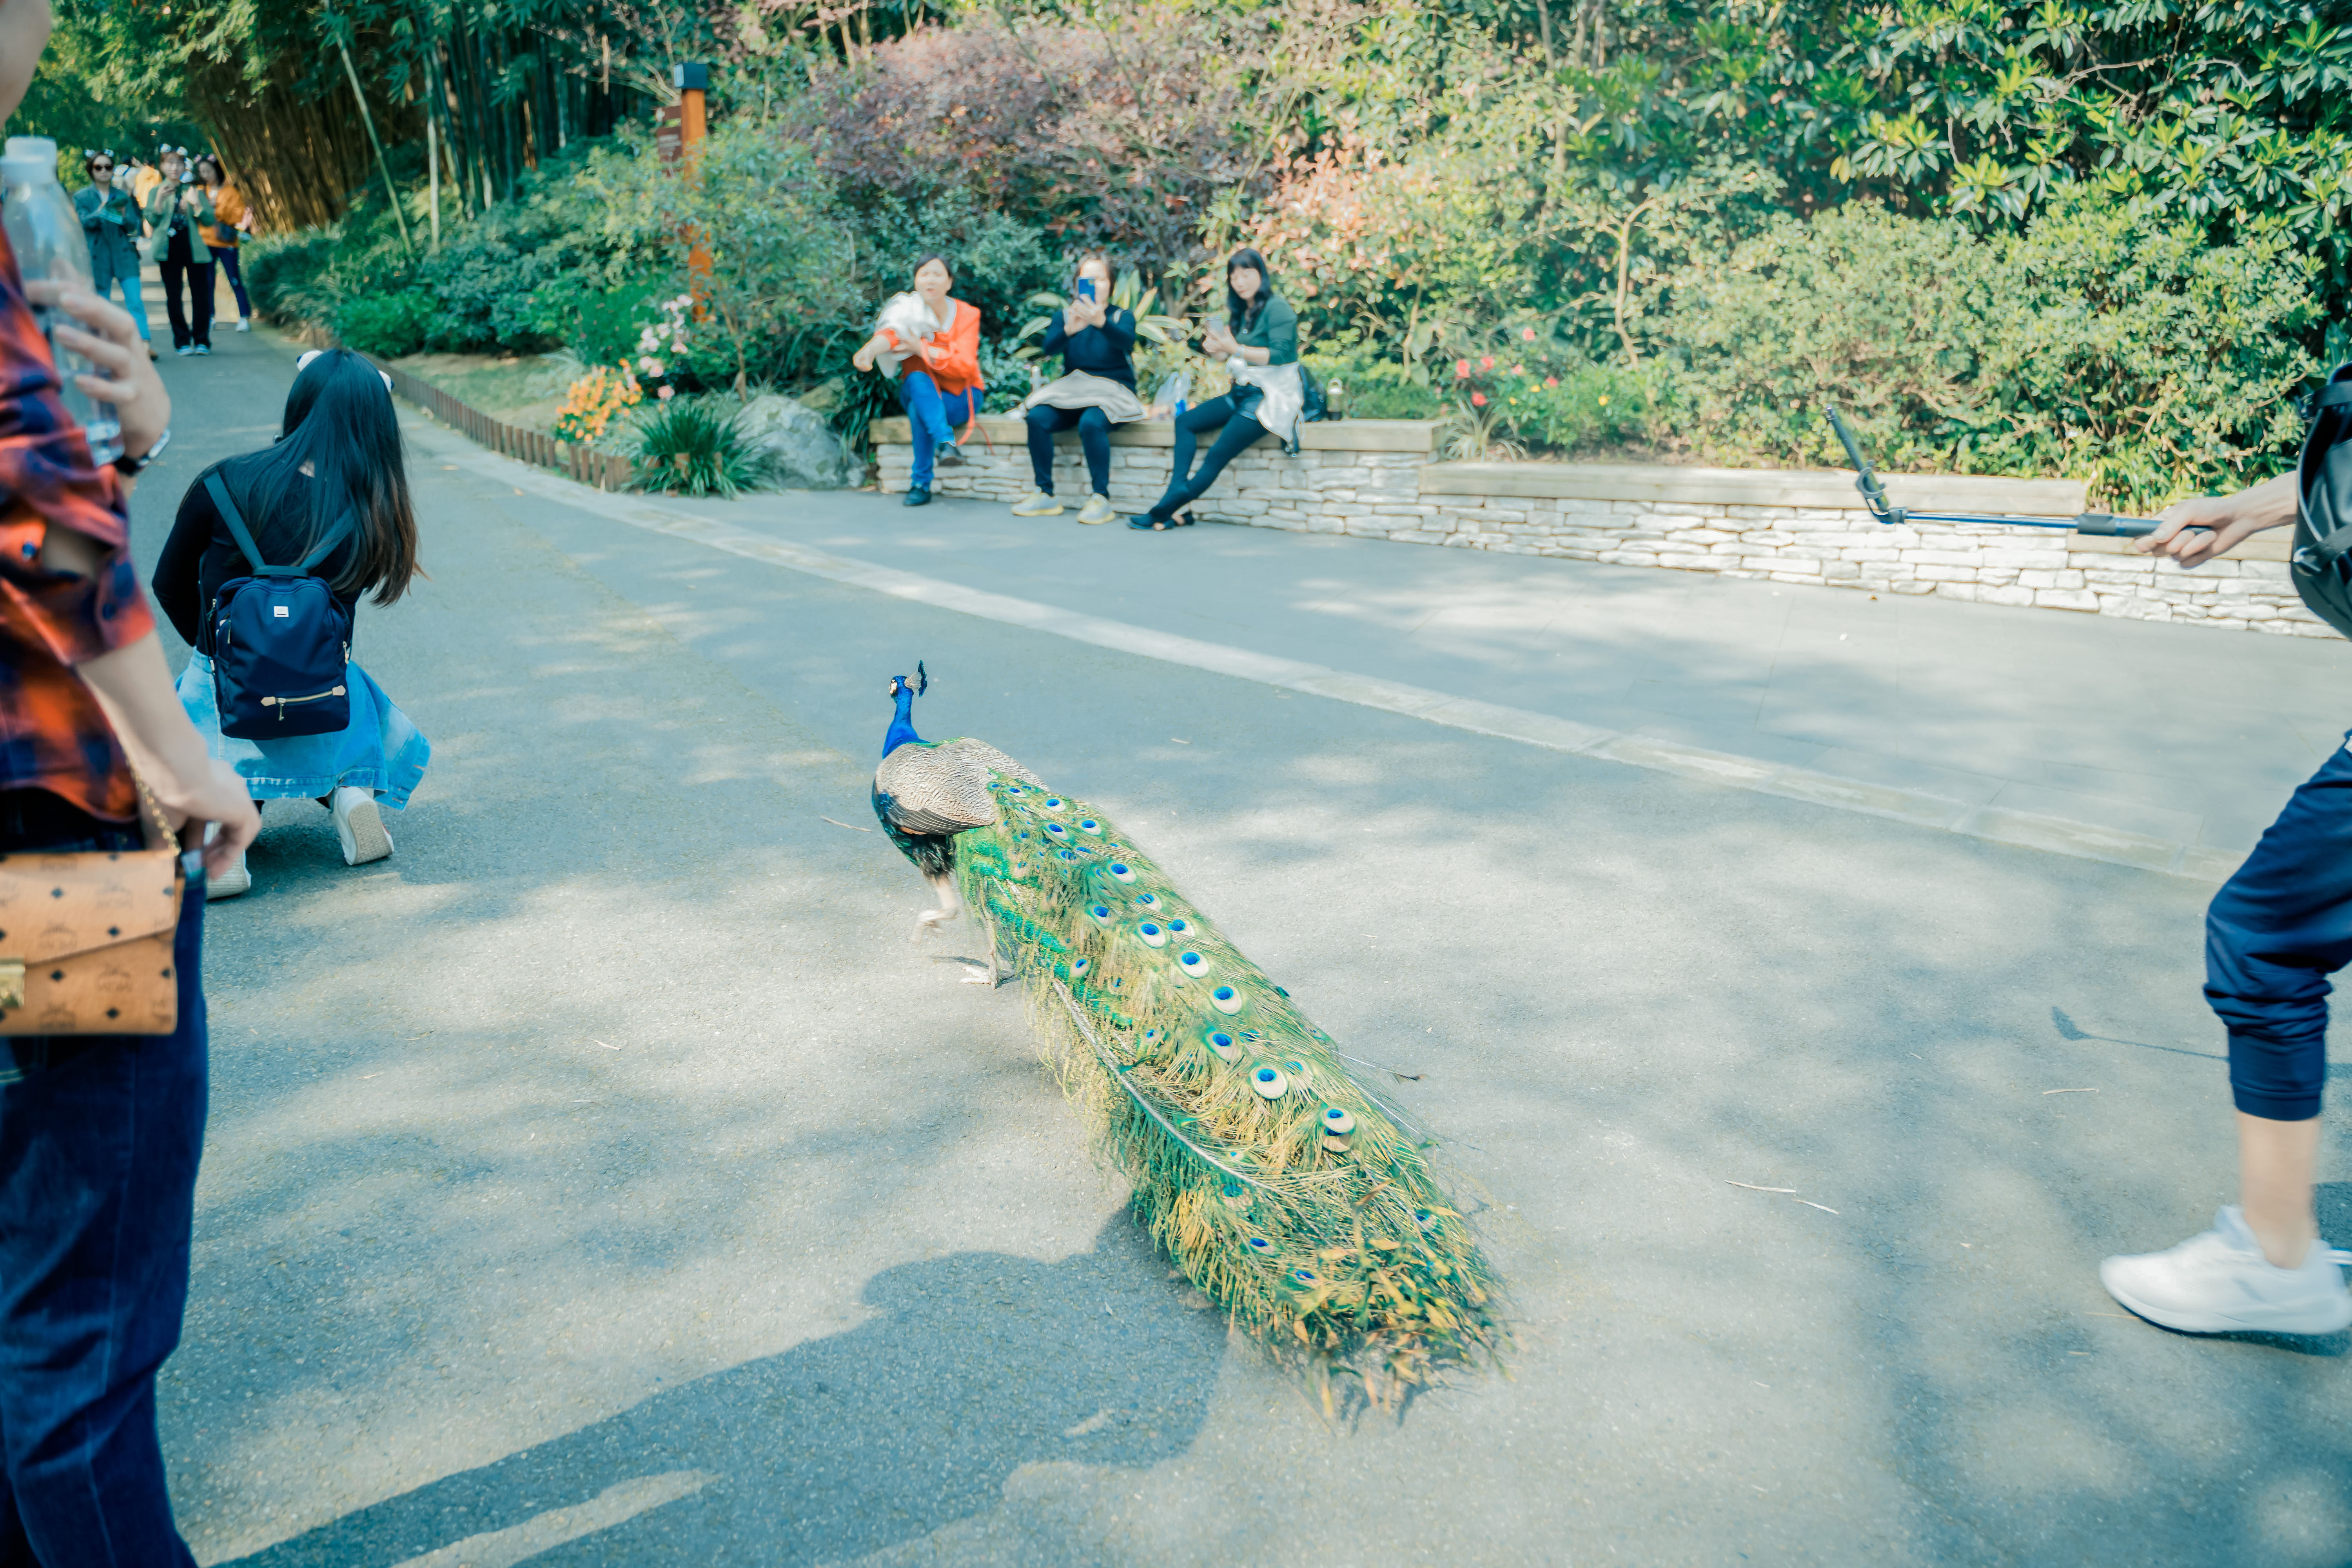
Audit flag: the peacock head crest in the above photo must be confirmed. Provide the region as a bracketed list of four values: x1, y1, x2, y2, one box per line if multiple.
[886, 661, 930, 701]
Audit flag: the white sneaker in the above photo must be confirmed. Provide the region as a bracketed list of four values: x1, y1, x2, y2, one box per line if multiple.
[1011, 490, 1063, 517]
[1076, 493, 1116, 525]
[2100, 1206, 2352, 1335]
[205, 853, 250, 900]
[235, 318, 251, 332]
[330, 786, 393, 866]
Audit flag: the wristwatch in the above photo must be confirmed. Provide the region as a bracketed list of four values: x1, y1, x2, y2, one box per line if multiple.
[113, 426, 169, 477]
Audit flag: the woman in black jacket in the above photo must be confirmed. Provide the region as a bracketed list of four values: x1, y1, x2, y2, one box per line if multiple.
[1013, 252, 1141, 525]
[153, 348, 427, 898]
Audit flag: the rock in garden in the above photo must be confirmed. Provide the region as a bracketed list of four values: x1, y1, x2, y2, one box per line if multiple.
[734, 394, 862, 490]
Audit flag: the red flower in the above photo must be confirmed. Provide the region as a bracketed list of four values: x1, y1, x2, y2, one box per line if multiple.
[1543, 376, 1559, 388]
[1480, 356, 1495, 370]
[1471, 392, 1487, 407]
[1454, 359, 1470, 377]
[1521, 328, 1537, 341]
[1509, 364, 1524, 377]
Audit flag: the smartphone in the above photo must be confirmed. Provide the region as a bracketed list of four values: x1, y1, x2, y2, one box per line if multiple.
[1076, 279, 1097, 302]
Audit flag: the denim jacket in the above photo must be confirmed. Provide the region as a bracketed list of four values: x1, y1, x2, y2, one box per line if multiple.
[140, 182, 213, 264]
[73, 186, 142, 271]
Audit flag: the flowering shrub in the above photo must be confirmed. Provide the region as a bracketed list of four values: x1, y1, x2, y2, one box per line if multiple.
[631, 295, 701, 403]
[553, 363, 644, 445]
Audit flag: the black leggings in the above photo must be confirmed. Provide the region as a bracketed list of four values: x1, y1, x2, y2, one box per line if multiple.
[1147, 394, 1266, 521]
[1025, 405, 1112, 496]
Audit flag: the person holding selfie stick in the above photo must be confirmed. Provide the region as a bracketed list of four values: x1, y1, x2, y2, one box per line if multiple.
[72, 149, 152, 359]
[1011, 252, 1142, 525]
[2093, 477, 2352, 1336]
[141, 146, 214, 357]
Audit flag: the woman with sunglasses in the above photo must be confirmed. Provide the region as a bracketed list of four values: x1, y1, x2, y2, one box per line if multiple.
[71, 150, 154, 359]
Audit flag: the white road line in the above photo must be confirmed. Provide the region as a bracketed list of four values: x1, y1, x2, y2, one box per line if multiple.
[406, 417, 2240, 883]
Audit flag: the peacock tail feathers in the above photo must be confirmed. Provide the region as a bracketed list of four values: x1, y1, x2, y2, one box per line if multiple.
[953, 775, 1504, 1400]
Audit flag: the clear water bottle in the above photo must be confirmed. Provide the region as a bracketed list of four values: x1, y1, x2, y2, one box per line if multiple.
[0, 136, 121, 464]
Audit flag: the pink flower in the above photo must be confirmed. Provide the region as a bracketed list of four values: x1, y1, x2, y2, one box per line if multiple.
[1454, 359, 1470, 377]
[1479, 356, 1494, 370]
[658, 385, 675, 401]
[1471, 392, 1487, 407]
[1509, 364, 1524, 377]
[1521, 327, 1537, 341]
[1544, 376, 1558, 388]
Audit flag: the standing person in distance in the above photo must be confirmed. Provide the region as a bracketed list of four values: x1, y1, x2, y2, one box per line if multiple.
[1011, 252, 1143, 526]
[191, 154, 251, 333]
[0, 0, 262, 1557]
[152, 349, 429, 898]
[140, 146, 212, 357]
[2100, 479, 2352, 1335]
[1131, 247, 1301, 532]
[71, 149, 153, 360]
[851, 254, 980, 508]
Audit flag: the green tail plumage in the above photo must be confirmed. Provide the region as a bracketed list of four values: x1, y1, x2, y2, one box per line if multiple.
[955, 776, 1503, 1399]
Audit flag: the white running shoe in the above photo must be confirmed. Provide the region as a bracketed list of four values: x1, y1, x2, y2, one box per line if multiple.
[2100, 1206, 2352, 1335]
[330, 786, 394, 866]
[1076, 493, 1117, 525]
[235, 318, 251, 331]
[205, 853, 250, 901]
[1011, 490, 1063, 517]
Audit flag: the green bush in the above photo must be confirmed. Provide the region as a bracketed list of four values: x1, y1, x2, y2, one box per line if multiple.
[334, 289, 437, 358]
[632, 397, 760, 498]
[1664, 200, 2318, 509]
[1303, 341, 1443, 420]
[1502, 361, 1671, 454]
[243, 227, 350, 327]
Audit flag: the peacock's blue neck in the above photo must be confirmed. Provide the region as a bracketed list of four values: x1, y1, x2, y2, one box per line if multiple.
[882, 685, 923, 757]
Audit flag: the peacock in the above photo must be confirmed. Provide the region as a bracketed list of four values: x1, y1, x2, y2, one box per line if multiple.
[871, 664, 1503, 1402]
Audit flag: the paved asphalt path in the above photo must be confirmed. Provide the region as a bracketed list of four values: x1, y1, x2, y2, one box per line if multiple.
[129, 333, 2350, 1566]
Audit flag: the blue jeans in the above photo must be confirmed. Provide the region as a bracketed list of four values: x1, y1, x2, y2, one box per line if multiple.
[0, 791, 205, 1566]
[900, 372, 976, 490]
[87, 245, 149, 344]
[1025, 405, 1112, 497]
[2206, 735, 2352, 1121]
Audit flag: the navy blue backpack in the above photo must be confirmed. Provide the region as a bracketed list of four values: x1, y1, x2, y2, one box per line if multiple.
[203, 471, 357, 739]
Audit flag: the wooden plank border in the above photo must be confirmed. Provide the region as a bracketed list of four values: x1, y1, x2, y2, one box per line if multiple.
[376, 361, 633, 494]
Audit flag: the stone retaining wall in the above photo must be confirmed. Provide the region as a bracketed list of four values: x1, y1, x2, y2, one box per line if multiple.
[871, 415, 2330, 638]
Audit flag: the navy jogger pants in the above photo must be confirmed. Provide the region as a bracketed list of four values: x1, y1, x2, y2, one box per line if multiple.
[2206, 734, 2352, 1121]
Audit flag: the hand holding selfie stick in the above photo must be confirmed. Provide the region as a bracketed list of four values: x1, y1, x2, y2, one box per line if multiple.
[1823, 404, 2205, 543]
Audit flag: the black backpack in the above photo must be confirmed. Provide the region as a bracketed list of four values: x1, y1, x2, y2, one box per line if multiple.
[2294, 364, 2352, 639]
[203, 471, 357, 739]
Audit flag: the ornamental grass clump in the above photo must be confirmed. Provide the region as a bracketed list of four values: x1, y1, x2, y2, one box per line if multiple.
[631, 399, 759, 499]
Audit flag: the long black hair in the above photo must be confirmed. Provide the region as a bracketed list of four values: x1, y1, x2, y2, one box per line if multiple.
[1224, 247, 1273, 331]
[245, 349, 419, 606]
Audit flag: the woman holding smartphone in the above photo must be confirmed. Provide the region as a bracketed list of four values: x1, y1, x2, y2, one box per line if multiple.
[1131, 247, 1300, 532]
[1013, 252, 1142, 525]
[141, 146, 214, 356]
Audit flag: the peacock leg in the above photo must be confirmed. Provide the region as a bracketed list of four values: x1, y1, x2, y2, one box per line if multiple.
[912, 870, 963, 939]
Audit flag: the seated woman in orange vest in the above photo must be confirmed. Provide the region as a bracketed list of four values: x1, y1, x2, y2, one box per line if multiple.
[851, 255, 981, 508]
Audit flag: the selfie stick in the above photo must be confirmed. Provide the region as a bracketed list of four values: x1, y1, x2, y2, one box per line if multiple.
[1823, 405, 2178, 539]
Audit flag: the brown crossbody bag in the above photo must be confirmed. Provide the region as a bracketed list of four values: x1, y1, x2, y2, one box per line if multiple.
[0, 781, 190, 1036]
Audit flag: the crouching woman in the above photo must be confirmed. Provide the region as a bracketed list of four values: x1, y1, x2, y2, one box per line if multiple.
[1011, 252, 1144, 525]
[153, 349, 430, 897]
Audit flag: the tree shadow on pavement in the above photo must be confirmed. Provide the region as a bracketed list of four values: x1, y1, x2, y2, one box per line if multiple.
[217, 1215, 1225, 1567]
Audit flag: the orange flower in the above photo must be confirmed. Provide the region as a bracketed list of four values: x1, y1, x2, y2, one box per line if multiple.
[1471, 392, 1487, 407]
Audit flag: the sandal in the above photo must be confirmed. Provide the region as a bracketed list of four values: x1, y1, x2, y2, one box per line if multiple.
[1127, 511, 1195, 532]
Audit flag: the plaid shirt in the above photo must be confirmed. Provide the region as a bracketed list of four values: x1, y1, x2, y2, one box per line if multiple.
[0, 226, 156, 822]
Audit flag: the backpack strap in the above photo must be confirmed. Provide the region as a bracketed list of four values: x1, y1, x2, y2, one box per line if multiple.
[204, 470, 358, 577]
[203, 471, 267, 574]
[295, 510, 358, 572]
